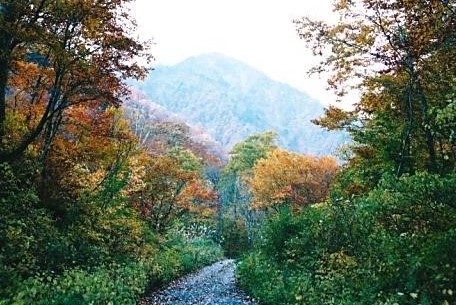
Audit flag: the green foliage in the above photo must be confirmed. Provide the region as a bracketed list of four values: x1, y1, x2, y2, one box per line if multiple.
[219, 215, 250, 258]
[224, 131, 277, 175]
[238, 3, 456, 304]
[237, 254, 292, 304]
[0, 132, 223, 304]
[146, 226, 224, 289]
[1, 2, 224, 304]
[64, 200, 154, 267]
[1, 218, 223, 304]
[238, 172, 456, 305]
[168, 147, 203, 173]
[297, 0, 456, 175]
[0, 161, 64, 287]
[218, 131, 277, 206]
[9, 261, 149, 305]
[216, 132, 277, 257]
[0, 190, 62, 295]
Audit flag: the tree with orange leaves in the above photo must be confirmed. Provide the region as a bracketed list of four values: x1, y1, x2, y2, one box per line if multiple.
[38, 103, 137, 216]
[131, 149, 217, 232]
[295, 0, 456, 185]
[249, 148, 338, 210]
[0, 0, 151, 162]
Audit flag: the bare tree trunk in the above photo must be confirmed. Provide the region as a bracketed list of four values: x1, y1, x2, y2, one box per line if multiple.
[0, 3, 15, 142]
[416, 81, 437, 173]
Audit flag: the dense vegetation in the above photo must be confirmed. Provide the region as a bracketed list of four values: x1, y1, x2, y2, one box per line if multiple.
[2, 0, 455, 304]
[238, 173, 456, 304]
[237, 0, 456, 304]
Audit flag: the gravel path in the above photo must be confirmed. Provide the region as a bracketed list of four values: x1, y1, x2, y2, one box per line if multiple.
[140, 259, 258, 305]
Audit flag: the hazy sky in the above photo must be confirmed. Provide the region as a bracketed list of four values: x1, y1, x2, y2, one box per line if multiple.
[131, 0, 338, 105]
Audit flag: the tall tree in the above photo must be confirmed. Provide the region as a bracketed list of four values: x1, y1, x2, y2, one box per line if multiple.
[296, 0, 456, 182]
[217, 132, 277, 243]
[0, 0, 151, 161]
[38, 104, 136, 217]
[130, 149, 216, 232]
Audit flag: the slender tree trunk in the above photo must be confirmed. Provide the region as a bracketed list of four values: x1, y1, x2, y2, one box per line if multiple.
[397, 50, 437, 175]
[0, 4, 13, 142]
[0, 3, 19, 150]
[397, 56, 415, 178]
[39, 110, 64, 163]
[416, 81, 437, 173]
[0, 57, 7, 141]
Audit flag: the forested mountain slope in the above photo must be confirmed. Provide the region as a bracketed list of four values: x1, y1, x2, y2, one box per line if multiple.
[131, 53, 348, 155]
[124, 90, 227, 162]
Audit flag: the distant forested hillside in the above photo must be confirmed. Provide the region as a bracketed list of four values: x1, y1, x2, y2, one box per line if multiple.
[131, 53, 349, 156]
[124, 90, 227, 162]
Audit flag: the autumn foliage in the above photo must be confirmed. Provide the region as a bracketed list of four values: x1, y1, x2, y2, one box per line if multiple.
[249, 149, 338, 210]
[3, 0, 455, 304]
[130, 150, 217, 232]
[0, 2, 225, 304]
[0, 0, 151, 162]
[296, 0, 456, 181]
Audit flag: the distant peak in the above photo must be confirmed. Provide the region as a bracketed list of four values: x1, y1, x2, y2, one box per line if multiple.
[184, 52, 240, 62]
[179, 53, 259, 70]
[173, 53, 275, 85]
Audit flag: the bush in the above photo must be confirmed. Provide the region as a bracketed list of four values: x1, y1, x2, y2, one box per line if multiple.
[0, 157, 224, 304]
[2, 228, 223, 305]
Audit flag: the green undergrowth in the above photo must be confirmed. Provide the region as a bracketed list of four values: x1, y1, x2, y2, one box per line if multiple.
[0, 161, 223, 305]
[237, 172, 456, 305]
[2, 230, 223, 305]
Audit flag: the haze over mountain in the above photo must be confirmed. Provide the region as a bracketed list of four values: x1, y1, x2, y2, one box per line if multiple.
[131, 53, 349, 156]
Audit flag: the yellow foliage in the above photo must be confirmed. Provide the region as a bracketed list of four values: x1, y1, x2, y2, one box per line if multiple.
[249, 148, 338, 210]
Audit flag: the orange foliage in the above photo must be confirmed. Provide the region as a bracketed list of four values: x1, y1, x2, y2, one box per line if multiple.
[130, 154, 217, 231]
[38, 104, 136, 215]
[0, 0, 151, 161]
[249, 149, 338, 210]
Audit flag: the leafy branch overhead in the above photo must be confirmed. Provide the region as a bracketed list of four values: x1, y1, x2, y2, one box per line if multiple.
[296, 0, 456, 181]
[0, 0, 152, 161]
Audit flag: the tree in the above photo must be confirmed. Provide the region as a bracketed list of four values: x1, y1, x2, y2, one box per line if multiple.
[123, 99, 226, 181]
[225, 131, 277, 175]
[216, 132, 277, 248]
[38, 104, 137, 218]
[218, 131, 277, 206]
[0, 0, 151, 161]
[131, 149, 216, 232]
[295, 0, 456, 183]
[248, 148, 338, 210]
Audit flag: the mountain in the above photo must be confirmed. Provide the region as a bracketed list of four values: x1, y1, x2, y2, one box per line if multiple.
[130, 53, 349, 156]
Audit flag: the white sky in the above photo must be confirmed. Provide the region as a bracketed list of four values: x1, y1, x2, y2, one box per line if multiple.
[130, 0, 340, 106]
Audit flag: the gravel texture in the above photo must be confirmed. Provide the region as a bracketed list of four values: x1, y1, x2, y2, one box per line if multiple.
[140, 259, 258, 305]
